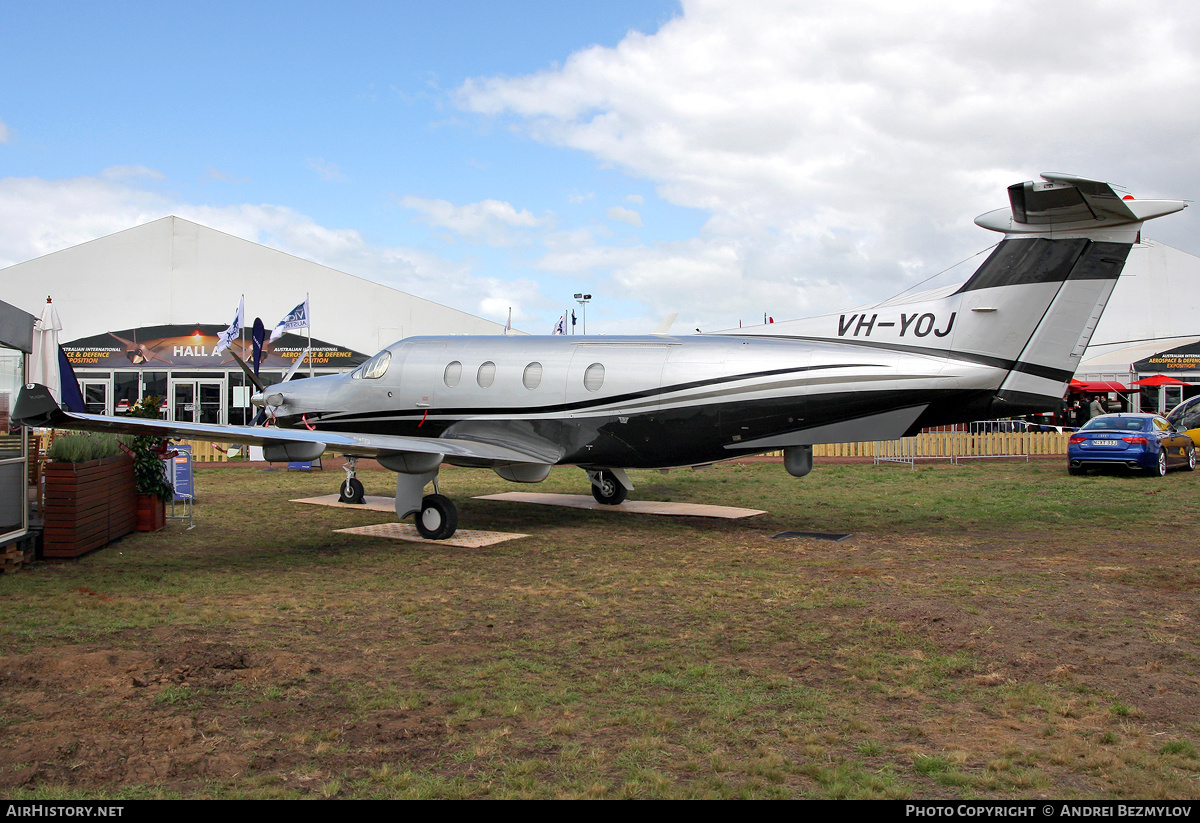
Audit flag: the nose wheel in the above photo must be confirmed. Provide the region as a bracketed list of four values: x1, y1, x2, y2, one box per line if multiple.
[339, 457, 366, 504]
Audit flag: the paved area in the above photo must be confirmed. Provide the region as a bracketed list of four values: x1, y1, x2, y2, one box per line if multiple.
[333, 521, 528, 547]
[474, 492, 766, 518]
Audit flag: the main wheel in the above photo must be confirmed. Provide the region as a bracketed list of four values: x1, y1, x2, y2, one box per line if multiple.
[1186, 446, 1197, 472]
[416, 494, 458, 540]
[1153, 449, 1168, 477]
[590, 470, 627, 505]
[338, 477, 365, 504]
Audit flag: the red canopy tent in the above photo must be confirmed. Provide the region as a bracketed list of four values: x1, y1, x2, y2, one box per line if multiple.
[1068, 380, 1130, 393]
[1130, 374, 1192, 387]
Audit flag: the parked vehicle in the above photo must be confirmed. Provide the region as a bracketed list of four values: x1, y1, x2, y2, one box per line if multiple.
[1067, 413, 1196, 476]
[1165, 396, 1200, 448]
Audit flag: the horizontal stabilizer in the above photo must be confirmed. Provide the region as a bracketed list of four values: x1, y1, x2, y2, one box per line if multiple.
[975, 173, 1186, 235]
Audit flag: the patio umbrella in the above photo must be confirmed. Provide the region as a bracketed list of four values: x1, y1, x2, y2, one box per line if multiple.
[1130, 374, 1191, 387]
[29, 296, 63, 403]
[1069, 380, 1130, 393]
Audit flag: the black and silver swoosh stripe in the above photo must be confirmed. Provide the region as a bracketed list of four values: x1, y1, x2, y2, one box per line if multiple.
[310, 361, 890, 426]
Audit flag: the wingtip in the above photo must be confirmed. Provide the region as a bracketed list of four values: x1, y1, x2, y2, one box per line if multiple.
[13, 383, 63, 428]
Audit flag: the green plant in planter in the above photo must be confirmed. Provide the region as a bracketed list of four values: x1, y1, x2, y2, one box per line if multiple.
[45, 431, 124, 462]
[127, 397, 175, 499]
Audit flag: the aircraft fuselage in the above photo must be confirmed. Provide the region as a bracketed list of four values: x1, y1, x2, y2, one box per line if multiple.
[267, 333, 1004, 470]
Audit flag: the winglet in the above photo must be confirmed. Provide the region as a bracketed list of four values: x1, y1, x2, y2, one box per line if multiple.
[13, 383, 65, 428]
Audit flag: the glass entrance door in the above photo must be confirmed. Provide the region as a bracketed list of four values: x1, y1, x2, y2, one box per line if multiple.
[80, 380, 110, 415]
[1163, 385, 1184, 414]
[170, 379, 225, 424]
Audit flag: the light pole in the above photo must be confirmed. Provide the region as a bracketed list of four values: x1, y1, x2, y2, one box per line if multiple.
[573, 293, 591, 335]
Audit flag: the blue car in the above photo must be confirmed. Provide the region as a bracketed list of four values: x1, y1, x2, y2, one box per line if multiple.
[1068, 413, 1196, 476]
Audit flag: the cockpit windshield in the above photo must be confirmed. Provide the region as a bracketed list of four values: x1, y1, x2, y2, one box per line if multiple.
[353, 350, 391, 380]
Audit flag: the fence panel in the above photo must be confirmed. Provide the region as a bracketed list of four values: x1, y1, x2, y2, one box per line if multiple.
[173, 440, 232, 462]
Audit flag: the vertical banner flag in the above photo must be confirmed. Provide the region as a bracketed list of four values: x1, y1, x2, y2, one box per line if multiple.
[214, 296, 244, 355]
[552, 314, 566, 335]
[251, 318, 266, 374]
[270, 297, 310, 342]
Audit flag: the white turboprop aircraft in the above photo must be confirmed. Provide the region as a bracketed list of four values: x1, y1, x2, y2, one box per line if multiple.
[14, 174, 1187, 539]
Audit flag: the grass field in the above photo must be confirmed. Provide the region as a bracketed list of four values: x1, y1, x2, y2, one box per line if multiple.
[1, 459, 1197, 799]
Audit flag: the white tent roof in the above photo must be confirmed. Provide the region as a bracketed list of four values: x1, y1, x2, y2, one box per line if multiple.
[0, 216, 507, 357]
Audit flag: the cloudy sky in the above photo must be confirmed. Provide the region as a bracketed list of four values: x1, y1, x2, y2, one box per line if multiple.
[2, 0, 1198, 337]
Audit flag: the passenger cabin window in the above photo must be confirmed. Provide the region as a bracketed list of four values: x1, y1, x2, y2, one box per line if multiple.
[523, 362, 542, 390]
[354, 350, 391, 380]
[477, 361, 496, 388]
[444, 361, 462, 388]
[584, 363, 604, 392]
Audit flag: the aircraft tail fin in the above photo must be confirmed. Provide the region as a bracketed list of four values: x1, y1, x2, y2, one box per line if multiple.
[964, 174, 1185, 415]
[729, 174, 1187, 420]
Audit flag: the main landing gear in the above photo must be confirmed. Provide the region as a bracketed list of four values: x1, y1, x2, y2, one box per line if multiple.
[587, 468, 631, 505]
[338, 457, 458, 539]
[415, 493, 458, 540]
[391, 467, 459, 540]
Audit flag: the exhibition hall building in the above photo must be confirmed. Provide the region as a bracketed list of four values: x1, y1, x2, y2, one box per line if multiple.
[1, 216, 509, 425]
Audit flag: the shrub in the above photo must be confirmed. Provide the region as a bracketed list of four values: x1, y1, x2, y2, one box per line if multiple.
[46, 432, 124, 462]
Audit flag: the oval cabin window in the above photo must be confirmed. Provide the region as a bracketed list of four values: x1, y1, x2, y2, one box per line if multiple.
[522, 362, 543, 390]
[477, 361, 496, 388]
[584, 363, 605, 392]
[444, 361, 462, 388]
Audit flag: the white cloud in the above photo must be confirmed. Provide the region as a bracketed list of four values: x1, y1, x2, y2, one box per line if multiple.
[606, 205, 642, 226]
[99, 165, 165, 181]
[398, 195, 550, 246]
[0, 119, 10, 144]
[457, 0, 1200, 325]
[307, 157, 346, 182]
[0, 175, 172, 267]
[205, 167, 248, 183]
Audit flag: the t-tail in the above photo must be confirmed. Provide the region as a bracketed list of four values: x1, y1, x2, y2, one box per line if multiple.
[735, 173, 1187, 421]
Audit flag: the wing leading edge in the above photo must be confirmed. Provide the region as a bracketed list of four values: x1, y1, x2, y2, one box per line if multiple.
[12, 383, 560, 466]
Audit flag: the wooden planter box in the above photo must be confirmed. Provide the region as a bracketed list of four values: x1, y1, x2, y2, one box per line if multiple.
[136, 493, 166, 532]
[43, 456, 138, 558]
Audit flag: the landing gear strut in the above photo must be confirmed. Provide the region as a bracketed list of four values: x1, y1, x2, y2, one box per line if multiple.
[393, 468, 458, 540]
[339, 457, 365, 504]
[588, 469, 629, 505]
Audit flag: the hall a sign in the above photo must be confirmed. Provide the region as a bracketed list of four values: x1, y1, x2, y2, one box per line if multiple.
[63, 324, 368, 370]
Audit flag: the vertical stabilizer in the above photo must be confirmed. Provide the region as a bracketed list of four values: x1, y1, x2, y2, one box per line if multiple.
[730, 175, 1186, 416]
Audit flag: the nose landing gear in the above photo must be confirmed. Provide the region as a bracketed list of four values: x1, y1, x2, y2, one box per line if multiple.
[339, 457, 366, 504]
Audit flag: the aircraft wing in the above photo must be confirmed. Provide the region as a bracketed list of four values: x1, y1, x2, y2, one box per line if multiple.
[12, 383, 559, 466]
